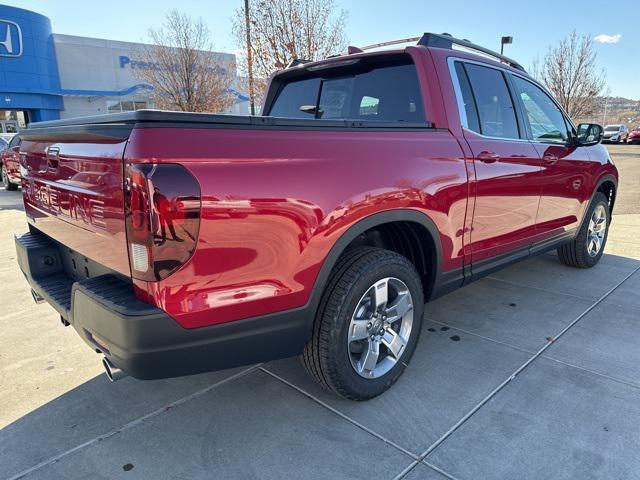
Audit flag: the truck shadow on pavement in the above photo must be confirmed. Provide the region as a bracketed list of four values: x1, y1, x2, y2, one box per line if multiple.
[2, 252, 640, 480]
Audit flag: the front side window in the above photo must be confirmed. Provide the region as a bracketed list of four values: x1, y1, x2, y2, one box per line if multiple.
[268, 57, 426, 123]
[512, 76, 570, 144]
[464, 63, 519, 139]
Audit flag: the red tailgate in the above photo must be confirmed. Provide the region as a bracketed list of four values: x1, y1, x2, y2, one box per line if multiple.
[21, 137, 130, 276]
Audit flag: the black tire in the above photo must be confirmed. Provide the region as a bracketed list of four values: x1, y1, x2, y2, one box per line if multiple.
[2, 165, 17, 191]
[557, 192, 610, 268]
[302, 246, 424, 400]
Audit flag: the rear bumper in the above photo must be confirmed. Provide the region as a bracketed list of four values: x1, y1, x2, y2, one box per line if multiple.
[15, 231, 310, 380]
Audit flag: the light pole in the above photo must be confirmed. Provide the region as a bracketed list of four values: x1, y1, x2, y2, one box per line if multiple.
[500, 36, 513, 56]
[244, 0, 256, 116]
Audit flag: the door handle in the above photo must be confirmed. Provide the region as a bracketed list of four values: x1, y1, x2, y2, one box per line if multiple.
[542, 154, 558, 165]
[477, 151, 500, 163]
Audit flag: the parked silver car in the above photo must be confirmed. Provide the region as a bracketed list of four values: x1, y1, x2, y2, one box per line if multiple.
[602, 124, 629, 143]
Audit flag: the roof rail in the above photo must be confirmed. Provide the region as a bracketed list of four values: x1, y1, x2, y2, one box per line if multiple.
[418, 32, 526, 72]
[359, 37, 421, 52]
[286, 58, 311, 68]
[295, 33, 527, 73]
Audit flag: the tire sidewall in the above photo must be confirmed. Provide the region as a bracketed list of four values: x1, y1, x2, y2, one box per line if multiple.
[329, 257, 424, 398]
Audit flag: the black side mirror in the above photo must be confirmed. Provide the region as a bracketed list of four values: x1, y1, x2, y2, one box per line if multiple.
[576, 123, 603, 146]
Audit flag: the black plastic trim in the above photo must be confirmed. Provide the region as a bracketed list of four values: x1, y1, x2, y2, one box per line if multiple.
[467, 230, 577, 284]
[308, 209, 460, 304]
[15, 230, 310, 379]
[18, 124, 134, 142]
[23, 110, 436, 136]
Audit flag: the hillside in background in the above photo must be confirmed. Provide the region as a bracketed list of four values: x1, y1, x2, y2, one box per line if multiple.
[577, 96, 640, 127]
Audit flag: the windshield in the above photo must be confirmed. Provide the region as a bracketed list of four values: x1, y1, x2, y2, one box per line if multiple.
[605, 125, 621, 132]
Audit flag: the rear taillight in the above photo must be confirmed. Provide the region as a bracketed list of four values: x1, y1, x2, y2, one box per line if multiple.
[124, 163, 201, 281]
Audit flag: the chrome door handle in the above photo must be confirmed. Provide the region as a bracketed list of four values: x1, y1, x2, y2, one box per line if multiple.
[477, 151, 500, 163]
[543, 154, 558, 165]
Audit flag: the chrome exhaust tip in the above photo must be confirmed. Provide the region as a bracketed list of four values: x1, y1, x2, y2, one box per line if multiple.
[102, 357, 127, 382]
[31, 289, 44, 304]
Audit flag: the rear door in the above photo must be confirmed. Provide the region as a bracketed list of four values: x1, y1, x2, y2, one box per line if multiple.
[451, 60, 542, 264]
[509, 75, 591, 241]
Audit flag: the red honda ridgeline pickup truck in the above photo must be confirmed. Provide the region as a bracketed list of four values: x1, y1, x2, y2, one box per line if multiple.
[16, 33, 617, 400]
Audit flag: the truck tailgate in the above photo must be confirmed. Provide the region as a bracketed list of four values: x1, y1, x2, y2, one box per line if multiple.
[20, 128, 130, 276]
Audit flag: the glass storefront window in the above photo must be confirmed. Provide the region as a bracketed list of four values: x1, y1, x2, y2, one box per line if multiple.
[106, 101, 148, 112]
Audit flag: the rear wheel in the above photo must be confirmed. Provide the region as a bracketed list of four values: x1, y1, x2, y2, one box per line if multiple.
[302, 247, 424, 400]
[2, 165, 17, 191]
[557, 192, 609, 268]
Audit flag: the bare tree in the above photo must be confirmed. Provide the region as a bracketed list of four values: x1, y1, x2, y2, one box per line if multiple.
[135, 10, 235, 112]
[532, 31, 606, 119]
[232, 0, 348, 104]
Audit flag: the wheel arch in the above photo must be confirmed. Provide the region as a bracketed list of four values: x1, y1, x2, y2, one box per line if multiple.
[307, 209, 445, 317]
[594, 174, 617, 217]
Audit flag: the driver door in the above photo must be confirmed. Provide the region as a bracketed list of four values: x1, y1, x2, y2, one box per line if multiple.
[509, 75, 591, 242]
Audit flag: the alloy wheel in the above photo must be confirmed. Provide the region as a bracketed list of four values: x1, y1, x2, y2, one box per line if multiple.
[347, 277, 414, 379]
[587, 204, 607, 257]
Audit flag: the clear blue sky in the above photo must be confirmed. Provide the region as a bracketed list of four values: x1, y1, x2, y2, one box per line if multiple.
[7, 0, 638, 99]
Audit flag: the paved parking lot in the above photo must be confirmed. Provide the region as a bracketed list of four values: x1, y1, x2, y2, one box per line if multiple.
[1, 145, 639, 479]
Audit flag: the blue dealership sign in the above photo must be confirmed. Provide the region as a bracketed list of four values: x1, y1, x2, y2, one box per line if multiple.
[0, 19, 22, 57]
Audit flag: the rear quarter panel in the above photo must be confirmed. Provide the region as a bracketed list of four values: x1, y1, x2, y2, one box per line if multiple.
[125, 126, 468, 328]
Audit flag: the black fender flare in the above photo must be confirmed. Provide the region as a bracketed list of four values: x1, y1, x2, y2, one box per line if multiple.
[305, 209, 446, 321]
[592, 173, 618, 216]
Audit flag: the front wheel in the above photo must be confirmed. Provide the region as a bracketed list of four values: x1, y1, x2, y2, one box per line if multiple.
[302, 247, 424, 400]
[557, 192, 610, 268]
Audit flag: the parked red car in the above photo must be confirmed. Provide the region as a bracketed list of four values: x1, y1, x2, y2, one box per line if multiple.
[15, 33, 617, 400]
[628, 126, 640, 144]
[1, 134, 21, 190]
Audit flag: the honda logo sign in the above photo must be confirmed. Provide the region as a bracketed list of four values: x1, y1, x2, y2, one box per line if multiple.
[0, 20, 22, 58]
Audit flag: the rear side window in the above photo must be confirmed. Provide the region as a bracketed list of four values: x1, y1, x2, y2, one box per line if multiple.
[463, 63, 519, 139]
[268, 58, 426, 123]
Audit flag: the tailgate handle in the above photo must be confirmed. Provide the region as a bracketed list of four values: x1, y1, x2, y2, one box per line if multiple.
[46, 146, 60, 170]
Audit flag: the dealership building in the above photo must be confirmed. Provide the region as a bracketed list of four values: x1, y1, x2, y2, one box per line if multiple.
[0, 5, 249, 133]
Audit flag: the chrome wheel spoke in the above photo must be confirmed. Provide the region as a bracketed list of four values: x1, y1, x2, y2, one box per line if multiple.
[594, 235, 602, 252]
[385, 292, 412, 323]
[372, 278, 389, 312]
[359, 340, 380, 375]
[381, 327, 407, 360]
[349, 319, 370, 342]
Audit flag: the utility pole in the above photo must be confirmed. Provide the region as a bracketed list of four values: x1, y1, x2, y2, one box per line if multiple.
[244, 0, 256, 115]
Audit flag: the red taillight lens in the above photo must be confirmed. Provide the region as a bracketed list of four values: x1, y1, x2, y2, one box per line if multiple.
[124, 163, 201, 281]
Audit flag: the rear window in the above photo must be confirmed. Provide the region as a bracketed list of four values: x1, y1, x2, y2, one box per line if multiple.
[268, 56, 426, 124]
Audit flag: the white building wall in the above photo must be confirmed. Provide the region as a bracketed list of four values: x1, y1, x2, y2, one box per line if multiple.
[53, 34, 249, 118]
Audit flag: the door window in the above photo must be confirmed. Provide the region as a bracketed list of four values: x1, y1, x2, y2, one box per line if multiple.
[512, 76, 570, 144]
[463, 63, 520, 139]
